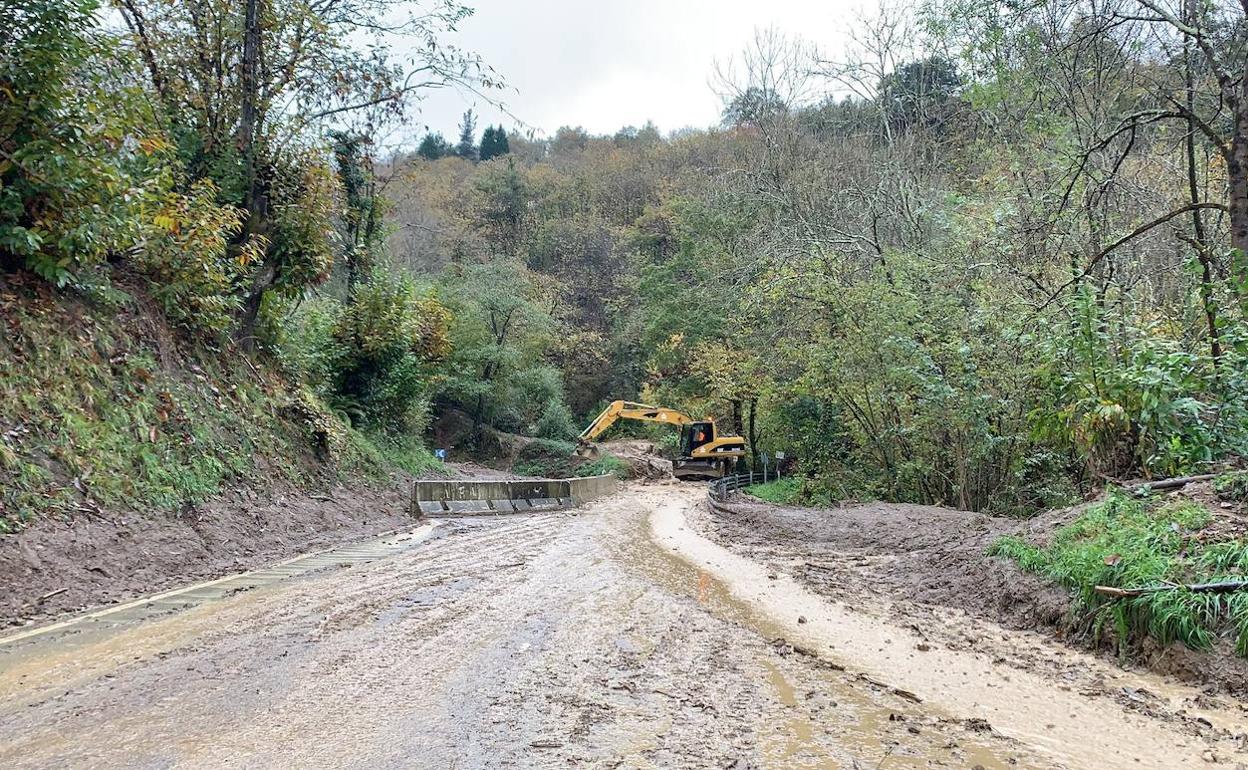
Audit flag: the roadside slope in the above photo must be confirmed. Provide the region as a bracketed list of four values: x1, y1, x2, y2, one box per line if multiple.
[0, 279, 447, 626]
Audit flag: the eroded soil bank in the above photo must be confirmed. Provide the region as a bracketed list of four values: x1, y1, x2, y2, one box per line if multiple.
[699, 488, 1248, 696]
[0, 481, 419, 625]
[0, 462, 528, 625]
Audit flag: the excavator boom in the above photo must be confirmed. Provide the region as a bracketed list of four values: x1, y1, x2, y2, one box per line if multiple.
[578, 401, 692, 442]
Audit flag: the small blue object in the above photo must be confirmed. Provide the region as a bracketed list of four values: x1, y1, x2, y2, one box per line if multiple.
[435, 448, 448, 461]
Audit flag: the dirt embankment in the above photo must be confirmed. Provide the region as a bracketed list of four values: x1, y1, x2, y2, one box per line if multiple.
[0, 457, 586, 627]
[703, 490, 1248, 697]
[0, 481, 421, 627]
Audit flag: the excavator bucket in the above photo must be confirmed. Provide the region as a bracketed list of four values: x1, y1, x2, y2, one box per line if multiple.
[575, 440, 601, 459]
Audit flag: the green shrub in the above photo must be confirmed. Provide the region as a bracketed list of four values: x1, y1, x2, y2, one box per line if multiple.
[1035, 295, 1248, 480]
[512, 438, 579, 478]
[2, 1, 147, 285]
[534, 399, 576, 440]
[575, 454, 629, 479]
[323, 273, 450, 434]
[133, 180, 255, 336]
[989, 492, 1248, 657]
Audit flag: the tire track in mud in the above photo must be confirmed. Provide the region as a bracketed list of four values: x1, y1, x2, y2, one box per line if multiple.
[0, 511, 584, 769]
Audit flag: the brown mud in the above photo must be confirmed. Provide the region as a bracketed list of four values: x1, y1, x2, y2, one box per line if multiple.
[7, 481, 1248, 767]
[0, 483, 1047, 770]
[701, 489, 1248, 697]
[0, 482, 415, 626]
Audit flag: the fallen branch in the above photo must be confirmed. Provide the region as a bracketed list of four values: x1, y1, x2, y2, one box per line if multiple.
[37, 587, 69, 603]
[1126, 474, 1219, 494]
[1094, 579, 1248, 598]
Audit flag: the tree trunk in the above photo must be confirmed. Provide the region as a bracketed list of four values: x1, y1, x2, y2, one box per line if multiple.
[236, 260, 275, 348]
[747, 398, 759, 471]
[235, 0, 270, 349]
[239, 0, 261, 207]
[1229, 42, 1248, 308]
[1229, 130, 1248, 313]
[1184, 0, 1223, 366]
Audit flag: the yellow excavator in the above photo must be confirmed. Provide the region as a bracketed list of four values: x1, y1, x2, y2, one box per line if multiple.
[578, 400, 746, 480]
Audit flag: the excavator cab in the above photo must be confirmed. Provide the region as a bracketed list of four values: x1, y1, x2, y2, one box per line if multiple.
[680, 421, 716, 457]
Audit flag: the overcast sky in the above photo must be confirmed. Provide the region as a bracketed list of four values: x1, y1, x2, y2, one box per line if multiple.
[409, 0, 857, 140]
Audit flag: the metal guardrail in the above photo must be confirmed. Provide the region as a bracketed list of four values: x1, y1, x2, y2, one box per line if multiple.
[708, 471, 776, 502]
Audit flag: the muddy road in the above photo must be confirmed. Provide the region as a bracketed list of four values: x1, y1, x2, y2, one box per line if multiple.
[1, 484, 1245, 768]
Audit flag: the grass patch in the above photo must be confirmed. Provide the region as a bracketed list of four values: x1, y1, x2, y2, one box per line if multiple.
[746, 477, 803, 504]
[573, 454, 629, 479]
[990, 491, 1248, 657]
[746, 476, 834, 507]
[340, 430, 445, 478]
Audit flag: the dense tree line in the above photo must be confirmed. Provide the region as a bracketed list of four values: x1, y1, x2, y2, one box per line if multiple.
[4, 0, 1247, 517]
[390, 2, 1248, 512]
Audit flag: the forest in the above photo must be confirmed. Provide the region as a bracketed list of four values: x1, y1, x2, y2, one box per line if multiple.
[3, 0, 1248, 528]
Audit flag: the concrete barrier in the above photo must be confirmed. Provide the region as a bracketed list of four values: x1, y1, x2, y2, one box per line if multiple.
[411, 474, 619, 516]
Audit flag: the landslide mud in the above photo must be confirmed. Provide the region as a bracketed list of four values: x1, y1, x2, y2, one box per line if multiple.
[1, 483, 1040, 770]
[4, 482, 1244, 768]
[0, 482, 417, 625]
[1, 462, 511, 626]
[703, 490, 1248, 696]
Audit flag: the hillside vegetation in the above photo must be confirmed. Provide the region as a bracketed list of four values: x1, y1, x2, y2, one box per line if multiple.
[391, 7, 1248, 515]
[4, 0, 1248, 533]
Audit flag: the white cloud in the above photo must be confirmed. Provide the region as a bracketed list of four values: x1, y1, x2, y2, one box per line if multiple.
[403, 0, 858, 140]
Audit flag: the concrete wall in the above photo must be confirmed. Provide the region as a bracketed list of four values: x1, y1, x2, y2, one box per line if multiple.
[411, 474, 619, 515]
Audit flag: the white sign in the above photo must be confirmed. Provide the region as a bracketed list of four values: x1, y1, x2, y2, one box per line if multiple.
[775, 451, 785, 460]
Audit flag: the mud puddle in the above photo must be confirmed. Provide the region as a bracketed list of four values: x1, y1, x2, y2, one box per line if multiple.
[608, 486, 1038, 770]
[648, 492, 1246, 769]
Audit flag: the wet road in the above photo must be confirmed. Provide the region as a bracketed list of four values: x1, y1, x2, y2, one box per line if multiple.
[0, 484, 1233, 768]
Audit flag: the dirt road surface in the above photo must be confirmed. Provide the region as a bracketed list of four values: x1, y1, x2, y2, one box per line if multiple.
[2, 483, 1246, 768]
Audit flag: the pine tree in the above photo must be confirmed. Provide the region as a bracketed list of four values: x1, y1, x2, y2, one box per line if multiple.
[480, 125, 510, 161]
[479, 127, 496, 160]
[480, 127, 497, 160]
[456, 109, 478, 160]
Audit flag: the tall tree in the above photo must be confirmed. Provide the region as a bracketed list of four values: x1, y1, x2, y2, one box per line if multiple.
[456, 109, 478, 161]
[113, 0, 500, 344]
[330, 132, 384, 298]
